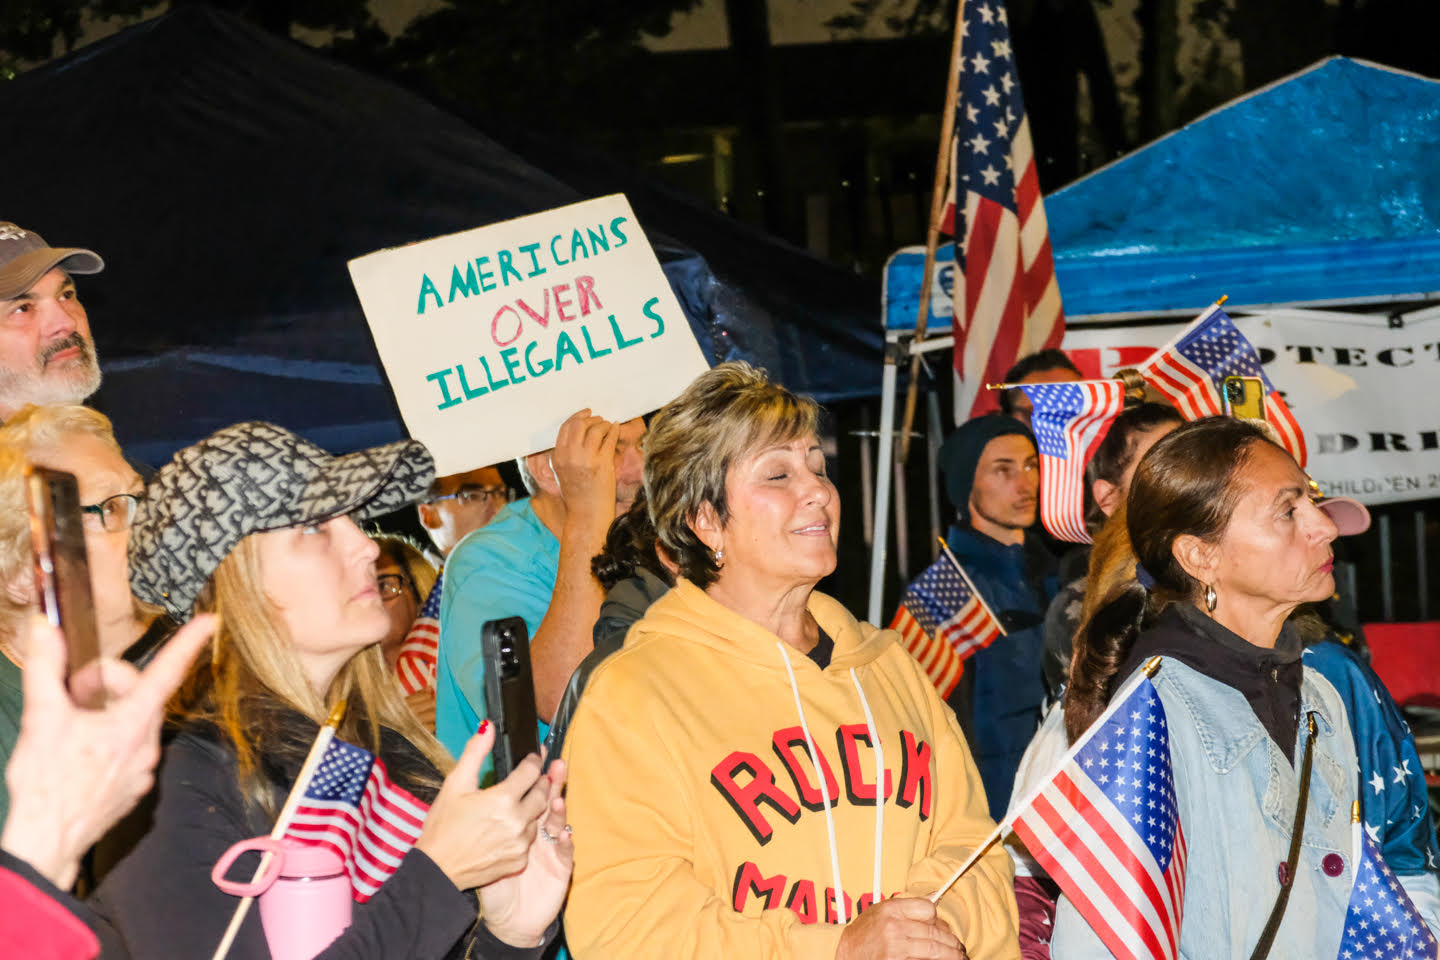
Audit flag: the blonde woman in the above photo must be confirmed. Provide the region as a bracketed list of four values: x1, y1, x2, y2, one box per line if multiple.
[0, 404, 155, 825]
[563, 363, 1018, 960]
[90, 423, 572, 959]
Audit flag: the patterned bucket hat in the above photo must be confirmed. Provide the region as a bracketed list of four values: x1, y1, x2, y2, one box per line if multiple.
[129, 422, 435, 620]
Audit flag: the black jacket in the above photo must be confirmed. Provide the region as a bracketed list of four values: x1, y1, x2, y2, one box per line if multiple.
[1117, 602, 1305, 762]
[86, 719, 553, 959]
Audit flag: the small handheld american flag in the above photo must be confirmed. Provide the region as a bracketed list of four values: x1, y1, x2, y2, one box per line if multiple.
[395, 571, 442, 696]
[890, 546, 1006, 699]
[1009, 661, 1186, 960]
[1336, 803, 1438, 959]
[282, 738, 430, 903]
[1139, 303, 1307, 466]
[1016, 379, 1127, 545]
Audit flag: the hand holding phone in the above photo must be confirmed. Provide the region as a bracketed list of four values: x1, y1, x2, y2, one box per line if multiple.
[24, 465, 103, 708]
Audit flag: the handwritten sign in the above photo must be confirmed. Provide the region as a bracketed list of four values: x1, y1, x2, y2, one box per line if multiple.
[349, 195, 710, 476]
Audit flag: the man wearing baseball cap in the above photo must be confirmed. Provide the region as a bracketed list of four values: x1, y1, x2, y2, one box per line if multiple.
[0, 223, 105, 420]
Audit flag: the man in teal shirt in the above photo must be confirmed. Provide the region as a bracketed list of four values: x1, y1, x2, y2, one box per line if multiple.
[436, 409, 646, 773]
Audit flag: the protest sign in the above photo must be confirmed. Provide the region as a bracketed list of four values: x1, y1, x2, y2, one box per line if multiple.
[349, 195, 709, 476]
[1064, 308, 1440, 506]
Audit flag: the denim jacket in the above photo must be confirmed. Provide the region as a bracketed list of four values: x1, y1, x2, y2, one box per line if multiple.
[1051, 658, 1359, 959]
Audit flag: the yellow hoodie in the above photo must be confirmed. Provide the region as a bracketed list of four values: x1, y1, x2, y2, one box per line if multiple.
[563, 579, 1020, 959]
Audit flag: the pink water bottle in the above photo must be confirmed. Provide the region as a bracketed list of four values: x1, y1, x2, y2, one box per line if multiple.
[213, 836, 353, 960]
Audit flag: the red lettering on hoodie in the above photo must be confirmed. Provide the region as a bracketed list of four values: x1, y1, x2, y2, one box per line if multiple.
[896, 730, 934, 820]
[836, 724, 894, 806]
[824, 887, 855, 925]
[732, 861, 787, 912]
[786, 879, 818, 924]
[710, 751, 802, 845]
[771, 727, 841, 812]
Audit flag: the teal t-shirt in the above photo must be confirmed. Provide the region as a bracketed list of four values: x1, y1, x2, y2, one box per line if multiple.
[0, 652, 23, 828]
[435, 499, 559, 780]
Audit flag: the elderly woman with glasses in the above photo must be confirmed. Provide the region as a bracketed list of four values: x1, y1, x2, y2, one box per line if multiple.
[0, 404, 156, 825]
[562, 363, 1018, 960]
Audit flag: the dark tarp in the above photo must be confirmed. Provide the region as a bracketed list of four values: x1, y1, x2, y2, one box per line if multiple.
[0, 5, 881, 464]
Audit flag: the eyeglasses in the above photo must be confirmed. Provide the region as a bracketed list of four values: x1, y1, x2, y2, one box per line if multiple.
[427, 484, 512, 507]
[377, 573, 413, 601]
[80, 492, 144, 532]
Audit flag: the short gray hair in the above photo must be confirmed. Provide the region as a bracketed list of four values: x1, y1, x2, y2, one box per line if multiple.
[644, 362, 819, 588]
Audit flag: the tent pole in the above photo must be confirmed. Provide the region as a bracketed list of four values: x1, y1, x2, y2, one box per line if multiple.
[869, 346, 901, 623]
[898, 0, 966, 463]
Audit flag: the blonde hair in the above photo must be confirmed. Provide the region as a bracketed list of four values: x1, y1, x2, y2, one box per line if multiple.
[171, 534, 452, 815]
[372, 533, 438, 603]
[644, 362, 820, 588]
[0, 447, 31, 647]
[0, 405, 130, 647]
[0, 403, 124, 460]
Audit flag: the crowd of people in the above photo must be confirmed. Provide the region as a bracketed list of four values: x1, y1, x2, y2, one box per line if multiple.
[0, 218, 1436, 960]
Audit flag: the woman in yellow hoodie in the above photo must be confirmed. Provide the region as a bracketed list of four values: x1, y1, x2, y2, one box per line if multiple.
[563, 363, 1020, 960]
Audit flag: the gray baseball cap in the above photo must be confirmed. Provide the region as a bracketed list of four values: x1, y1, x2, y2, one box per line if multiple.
[129, 422, 436, 621]
[0, 222, 104, 300]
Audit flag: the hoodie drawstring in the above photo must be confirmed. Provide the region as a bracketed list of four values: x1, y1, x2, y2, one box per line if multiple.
[849, 667, 885, 909]
[776, 642, 850, 924]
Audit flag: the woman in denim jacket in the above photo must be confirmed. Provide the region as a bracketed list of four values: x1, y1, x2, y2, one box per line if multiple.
[1053, 417, 1360, 959]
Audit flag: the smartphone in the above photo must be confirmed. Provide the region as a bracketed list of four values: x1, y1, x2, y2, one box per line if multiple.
[24, 465, 103, 708]
[1223, 375, 1266, 421]
[481, 616, 539, 780]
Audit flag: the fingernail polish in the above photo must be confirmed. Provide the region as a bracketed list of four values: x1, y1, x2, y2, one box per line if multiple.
[477, 719, 489, 734]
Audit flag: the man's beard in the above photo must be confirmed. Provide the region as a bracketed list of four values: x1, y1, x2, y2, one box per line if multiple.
[0, 333, 103, 414]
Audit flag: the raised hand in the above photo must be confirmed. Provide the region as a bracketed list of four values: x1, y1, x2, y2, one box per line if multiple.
[477, 758, 573, 948]
[414, 722, 550, 891]
[1, 613, 216, 888]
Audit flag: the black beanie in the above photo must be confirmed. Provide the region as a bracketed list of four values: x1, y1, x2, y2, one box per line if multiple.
[940, 414, 1036, 520]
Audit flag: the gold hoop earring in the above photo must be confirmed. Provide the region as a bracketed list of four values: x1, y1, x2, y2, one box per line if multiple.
[1204, 583, 1217, 613]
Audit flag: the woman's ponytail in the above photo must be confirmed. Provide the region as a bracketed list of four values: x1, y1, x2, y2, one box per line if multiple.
[1065, 579, 1152, 742]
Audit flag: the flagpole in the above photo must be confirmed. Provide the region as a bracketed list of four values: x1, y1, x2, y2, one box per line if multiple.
[897, 0, 967, 464]
[935, 536, 1008, 636]
[928, 657, 1163, 903]
[210, 699, 349, 960]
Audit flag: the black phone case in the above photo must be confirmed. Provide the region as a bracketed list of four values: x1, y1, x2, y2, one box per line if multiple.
[481, 616, 540, 780]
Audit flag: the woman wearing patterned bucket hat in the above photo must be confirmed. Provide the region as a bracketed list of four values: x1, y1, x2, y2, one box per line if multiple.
[88, 422, 571, 959]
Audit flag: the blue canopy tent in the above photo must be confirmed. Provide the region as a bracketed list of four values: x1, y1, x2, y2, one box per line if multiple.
[1049, 56, 1440, 319]
[868, 56, 1440, 619]
[0, 6, 882, 466]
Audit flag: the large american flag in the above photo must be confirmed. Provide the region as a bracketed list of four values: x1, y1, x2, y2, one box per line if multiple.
[395, 571, 442, 696]
[1010, 667, 1187, 960]
[1336, 817, 1438, 959]
[945, 0, 1064, 422]
[283, 738, 430, 903]
[890, 552, 1005, 699]
[1018, 379, 1127, 544]
[1138, 304, 1307, 466]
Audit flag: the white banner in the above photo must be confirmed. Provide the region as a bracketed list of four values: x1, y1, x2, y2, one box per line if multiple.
[349, 195, 709, 476]
[1063, 308, 1440, 506]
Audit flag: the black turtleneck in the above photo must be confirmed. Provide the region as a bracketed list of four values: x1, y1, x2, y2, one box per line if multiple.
[1115, 603, 1304, 763]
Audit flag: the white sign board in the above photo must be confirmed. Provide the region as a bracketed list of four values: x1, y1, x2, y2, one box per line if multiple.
[349, 195, 710, 476]
[1064, 309, 1440, 506]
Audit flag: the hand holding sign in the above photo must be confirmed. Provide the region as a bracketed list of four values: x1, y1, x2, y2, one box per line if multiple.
[349, 195, 710, 474]
[550, 409, 620, 526]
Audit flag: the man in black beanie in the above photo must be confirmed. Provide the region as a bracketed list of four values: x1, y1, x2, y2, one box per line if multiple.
[919, 413, 1058, 821]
